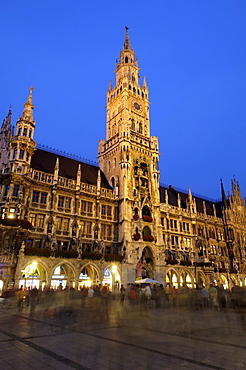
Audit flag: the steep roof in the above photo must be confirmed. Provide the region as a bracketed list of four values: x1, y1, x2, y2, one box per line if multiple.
[31, 149, 112, 189]
[159, 184, 223, 218]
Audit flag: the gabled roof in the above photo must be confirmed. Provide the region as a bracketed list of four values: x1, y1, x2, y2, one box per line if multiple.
[31, 149, 112, 189]
[159, 185, 223, 218]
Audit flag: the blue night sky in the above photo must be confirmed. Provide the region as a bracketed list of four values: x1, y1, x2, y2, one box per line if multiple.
[1, 1, 246, 200]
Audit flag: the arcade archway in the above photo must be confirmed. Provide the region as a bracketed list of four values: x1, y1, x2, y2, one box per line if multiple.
[51, 263, 75, 290]
[180, 271, 192, 288]
[220, 274, 228, 289]
[19, 261, 47, 290]
[102, 265, 121, 291]
[166, 269, 178, 288]
[78, 264, 100, 288]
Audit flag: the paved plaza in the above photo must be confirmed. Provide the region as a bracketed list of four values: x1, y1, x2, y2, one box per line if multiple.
[0, 298, 245, 370]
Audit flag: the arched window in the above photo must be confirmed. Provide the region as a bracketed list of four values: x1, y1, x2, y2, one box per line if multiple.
[125, 56, 128, 63]
[23, 127, 28, 137]
[142, 205, 151, 217]
[139, 123, 143, 134]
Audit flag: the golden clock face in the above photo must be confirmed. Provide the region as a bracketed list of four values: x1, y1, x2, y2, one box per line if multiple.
[132, 101, 142, 111]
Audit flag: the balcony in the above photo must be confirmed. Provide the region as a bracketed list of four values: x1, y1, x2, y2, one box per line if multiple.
[142, 215, 153, 222]
[143, 235, 154, 242]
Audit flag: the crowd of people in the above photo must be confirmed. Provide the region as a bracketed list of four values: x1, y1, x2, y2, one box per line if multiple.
[0, 281, 245, 321]
[124, 282, 246, 311]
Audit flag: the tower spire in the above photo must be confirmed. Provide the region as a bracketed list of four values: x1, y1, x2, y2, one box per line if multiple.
[21, 87, 34, 122]
[220, 178, 227, 209]
[124, 26, 130, 50]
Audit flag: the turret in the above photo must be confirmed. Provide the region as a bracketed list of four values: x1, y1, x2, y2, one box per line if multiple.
[9, 88, 36, 173]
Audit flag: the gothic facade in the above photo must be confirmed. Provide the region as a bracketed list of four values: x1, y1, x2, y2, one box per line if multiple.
[0, 29, 246, 291]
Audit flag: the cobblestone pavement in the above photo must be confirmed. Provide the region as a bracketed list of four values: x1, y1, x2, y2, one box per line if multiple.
[0, 299, 245, 369]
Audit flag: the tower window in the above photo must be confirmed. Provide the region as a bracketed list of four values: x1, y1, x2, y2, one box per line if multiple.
[19, 150, 24, 159]
[18, 128, 22, 136]
[4, 185, 10, 196]
[23, 127, 28, 137]
[13, 185, 19, 197]
[13, 149, 17, 159]
[125, 56, 128, 63]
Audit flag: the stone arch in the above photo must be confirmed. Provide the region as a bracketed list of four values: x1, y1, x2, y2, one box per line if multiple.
[50, 261, 76, 290]
[78, 262, 101, 288]
[102, 263, 121, 291]
[166, 268, 179, 288]
[231, 275, 238, 285]
[196, 270, 206, 287]
[220, 274, 229, 289]
[18, 259, 49, 290]
[180, 269, 193, 288]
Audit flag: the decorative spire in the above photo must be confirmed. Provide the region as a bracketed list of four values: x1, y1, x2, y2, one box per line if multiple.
[188, 186, 192, 198]
[220, 178, 227, 209]
[1, 108, 12, 132]
[143, 76, 147, 88]
[54, 157, 59, 181]
[124, 26, 130, 50]
[108, 80, 112, 91]
[21, 87, 34, 122]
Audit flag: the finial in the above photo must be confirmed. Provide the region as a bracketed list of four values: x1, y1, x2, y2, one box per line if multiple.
[124, 26, 130, 49]
[20, 87, 34, 122]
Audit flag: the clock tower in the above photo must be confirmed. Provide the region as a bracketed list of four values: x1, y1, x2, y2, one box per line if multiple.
[98, 28, 162, 278]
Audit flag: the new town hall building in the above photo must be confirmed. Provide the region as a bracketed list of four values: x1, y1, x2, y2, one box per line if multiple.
[0, 29, 246, 292]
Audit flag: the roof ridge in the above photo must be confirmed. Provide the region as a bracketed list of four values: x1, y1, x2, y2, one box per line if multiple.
[159, 182, 221, 203]
[36, 143, 98, 167]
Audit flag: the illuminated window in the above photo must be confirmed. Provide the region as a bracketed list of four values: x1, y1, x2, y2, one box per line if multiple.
[8, 208, 15, 219]
[63, 218, 69, 231]
[56, 217, 62, 230]
[29, 213, 36, 226]
[37, 215, 44, 228]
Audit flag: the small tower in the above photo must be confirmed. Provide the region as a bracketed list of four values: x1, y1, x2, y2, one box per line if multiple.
[9, 88, 36, 174]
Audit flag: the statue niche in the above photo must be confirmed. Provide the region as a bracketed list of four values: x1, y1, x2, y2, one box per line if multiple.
[134, 161, 149, 190]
